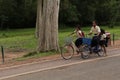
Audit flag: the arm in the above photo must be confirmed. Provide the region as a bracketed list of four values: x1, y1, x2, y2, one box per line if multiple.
[69, 30, 76, 36]
[88, 27, 93, 35]
[88, 32, 92, 35]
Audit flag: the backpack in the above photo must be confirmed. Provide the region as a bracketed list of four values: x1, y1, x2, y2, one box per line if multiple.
[81, 31, 85, 37]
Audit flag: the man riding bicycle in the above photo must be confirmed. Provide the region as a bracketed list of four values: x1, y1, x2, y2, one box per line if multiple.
[88, 21, 101, 47]
[89, 21, 101, 36]
[88, 21, 107, 56]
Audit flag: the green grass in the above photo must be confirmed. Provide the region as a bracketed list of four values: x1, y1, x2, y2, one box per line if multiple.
[0, 28, 37, 51]
[100, 26, 120, 40]
[0, 26, 120, 51]
[0, 26, 120, 60]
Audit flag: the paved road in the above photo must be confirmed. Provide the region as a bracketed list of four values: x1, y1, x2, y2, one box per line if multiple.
[0, 49, 120, 80]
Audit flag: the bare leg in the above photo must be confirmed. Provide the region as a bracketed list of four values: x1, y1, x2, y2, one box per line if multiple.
[102, 45, 107, 56]
[71, 42, 79, 54]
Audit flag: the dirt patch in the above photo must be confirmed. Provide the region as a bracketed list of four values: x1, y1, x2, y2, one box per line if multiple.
[114, 40, 120, 46]
[0, 51, 26, 62]
[109, 40, 120, 49]
[0, 40, 120, 69]
[0, 53, 60, 68]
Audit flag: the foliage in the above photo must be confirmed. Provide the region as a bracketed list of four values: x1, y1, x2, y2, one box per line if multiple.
[59, 0, 80, 25]
[0, 0, 37, 29]
[0, 0, 120, 29]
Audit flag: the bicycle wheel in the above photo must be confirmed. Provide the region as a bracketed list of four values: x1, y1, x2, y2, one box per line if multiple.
[81, 45, 90, 59]
[60, 45, 74, 60]
[97, 46, 105, 57]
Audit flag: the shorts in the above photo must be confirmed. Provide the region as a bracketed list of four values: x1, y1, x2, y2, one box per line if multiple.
[75, 38, 82, 48]
[99, 40, 106, 46]
[91, 36, 100, 47]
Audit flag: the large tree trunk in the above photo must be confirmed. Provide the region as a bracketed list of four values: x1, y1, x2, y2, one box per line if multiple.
[36, 0, 60, 52]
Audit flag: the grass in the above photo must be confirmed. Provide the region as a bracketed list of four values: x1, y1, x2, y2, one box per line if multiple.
[0, 28, 37, 51]
[16, 51, 57, 61]
[0, 26, 120, 60]
[100, 26, 120, 40]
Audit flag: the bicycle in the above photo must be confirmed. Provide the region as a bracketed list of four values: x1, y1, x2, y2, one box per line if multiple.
[82, 37, 105, 57]
[60, 36, 106, 60]
[60, 36, 91, 60]
[60, 37, 75, 60]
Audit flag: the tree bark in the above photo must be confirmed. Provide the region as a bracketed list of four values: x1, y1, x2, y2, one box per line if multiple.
[36, 0, 60, 52]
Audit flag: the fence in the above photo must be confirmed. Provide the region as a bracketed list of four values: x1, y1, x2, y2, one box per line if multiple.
[112, 33, 120, 46]
[0, 46, 4, 64]
[0, 45, 31, 64]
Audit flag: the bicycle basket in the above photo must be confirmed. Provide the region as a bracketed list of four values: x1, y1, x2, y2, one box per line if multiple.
[82, 38, 91, 45]
[64, 37, 73, 45]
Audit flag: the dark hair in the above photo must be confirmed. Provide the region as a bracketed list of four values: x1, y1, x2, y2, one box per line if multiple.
[100, 29, 105, 34]
[76, 24, 81, 30]
[93, 20, 98, 25]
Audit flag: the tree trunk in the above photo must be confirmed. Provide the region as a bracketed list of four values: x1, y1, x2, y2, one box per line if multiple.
[36, 0, 60, 52]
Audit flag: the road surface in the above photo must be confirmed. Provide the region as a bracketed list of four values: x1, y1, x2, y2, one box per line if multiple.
[0, 48, 120, 80]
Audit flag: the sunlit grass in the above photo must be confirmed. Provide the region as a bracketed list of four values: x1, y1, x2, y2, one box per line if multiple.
[0, 26, 120, 60]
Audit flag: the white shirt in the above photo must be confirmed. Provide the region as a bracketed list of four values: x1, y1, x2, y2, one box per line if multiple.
[74, 30, 83, 38]
[90, 26, 101, 34]
[101, 34, 106, 40]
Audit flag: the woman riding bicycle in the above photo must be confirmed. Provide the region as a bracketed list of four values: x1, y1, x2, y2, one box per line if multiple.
[70, 25, 85, 53]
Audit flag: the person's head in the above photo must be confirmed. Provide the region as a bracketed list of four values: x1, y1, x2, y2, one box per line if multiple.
[92, 21, 97, 28]
[76, 25, 81, 31]
[100, 29, 105, 34]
